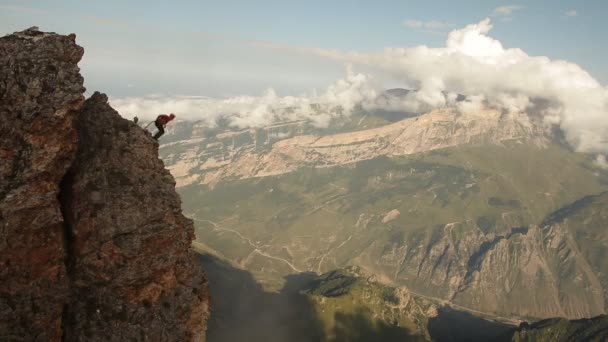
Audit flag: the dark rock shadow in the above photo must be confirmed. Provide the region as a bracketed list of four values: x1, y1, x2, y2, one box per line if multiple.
[198, 253, 324, 342]
[428, 307, 516, 342]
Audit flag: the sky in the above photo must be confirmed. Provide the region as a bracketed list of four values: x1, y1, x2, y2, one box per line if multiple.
[2, 1, 608, 161]
[1, 0, 606, 97]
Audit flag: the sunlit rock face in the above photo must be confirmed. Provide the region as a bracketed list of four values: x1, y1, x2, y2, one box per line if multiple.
[162, 108, 547, 188]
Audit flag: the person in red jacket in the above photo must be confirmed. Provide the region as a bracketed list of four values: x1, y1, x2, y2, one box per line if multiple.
[153, 113, 175, 140]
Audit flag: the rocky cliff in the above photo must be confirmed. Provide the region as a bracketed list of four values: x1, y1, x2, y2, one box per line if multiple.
[0, 28, 209, 341]
[161, 108, 548, 187]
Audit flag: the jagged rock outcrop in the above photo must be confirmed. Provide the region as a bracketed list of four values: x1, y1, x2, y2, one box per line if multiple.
[61, 92, 209, 340]
[365, 222, 604, 319]
[451, 225, 603, 319]
[0, 28, 209, 341]
[0, 27, 84, 341]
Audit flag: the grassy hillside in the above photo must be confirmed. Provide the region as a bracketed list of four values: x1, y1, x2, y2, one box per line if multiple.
[178, 141, 608, 318]
[197, 252, 521, 342]
[182, 143, 602, 258]
[510, 315, 608, 342]
[305, 267, 430, 341]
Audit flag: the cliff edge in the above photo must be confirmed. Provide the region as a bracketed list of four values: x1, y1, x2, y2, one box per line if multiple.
[0, 28, 209, 341]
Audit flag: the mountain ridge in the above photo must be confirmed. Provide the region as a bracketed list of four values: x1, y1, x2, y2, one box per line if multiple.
[162, 107, 549, 188]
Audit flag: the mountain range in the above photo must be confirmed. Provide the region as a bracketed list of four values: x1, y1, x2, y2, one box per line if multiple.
[2, 26, 607, 341]
[159, 87, 608, 334]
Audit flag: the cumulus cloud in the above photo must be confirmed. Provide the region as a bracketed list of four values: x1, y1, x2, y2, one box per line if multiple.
[113, 18, 608, 156]
[111, 66, 379, 128]
[277, 18, 608, 154]
[492, 5, 523, 16]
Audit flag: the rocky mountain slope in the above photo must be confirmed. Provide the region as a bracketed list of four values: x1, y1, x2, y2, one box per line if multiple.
[162, 108, 547, 187]
[510, 315, 608, 342]
[539, 192, 608, 313]
[160, 90, 608, 322]
[199, 250, 607, 342]
[0, 28, 209, 341]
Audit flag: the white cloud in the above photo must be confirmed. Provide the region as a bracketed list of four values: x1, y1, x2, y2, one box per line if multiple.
[111, 66, 380, 129]
[565, 10, 578, 17]
[245, 18, 608, 155]
[403, 19, 453, 31]
[113, 18, 608, 158]
[595, 155, 608, 170]
[493, 5, 523, 16]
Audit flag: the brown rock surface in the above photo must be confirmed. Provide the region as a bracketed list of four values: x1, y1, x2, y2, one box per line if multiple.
[61, 92, 209, 341]
[0, 28, 209, 341]
[0, 27, 84, 341]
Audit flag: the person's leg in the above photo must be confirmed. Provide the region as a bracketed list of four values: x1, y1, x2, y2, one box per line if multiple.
[153, 121, 165, 140]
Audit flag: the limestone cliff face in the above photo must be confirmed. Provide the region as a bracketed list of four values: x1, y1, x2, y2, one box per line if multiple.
[363, 221, 604, 320]
[0, 28, 209, 341]
[162, 108, 548, 187]
[451, 225, 603, 319]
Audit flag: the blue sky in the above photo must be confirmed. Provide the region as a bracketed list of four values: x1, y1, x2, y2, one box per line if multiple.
[1, 0, 606, 97]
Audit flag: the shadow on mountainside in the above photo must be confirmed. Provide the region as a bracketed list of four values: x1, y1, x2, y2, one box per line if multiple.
[198, 253, 422, 342]
[427, 307, 516, 342]
[198, 253, 324, 342]
[200, 252, 522, 341]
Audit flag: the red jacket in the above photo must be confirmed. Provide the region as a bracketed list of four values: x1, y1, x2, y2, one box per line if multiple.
[156, 114, 174, 125]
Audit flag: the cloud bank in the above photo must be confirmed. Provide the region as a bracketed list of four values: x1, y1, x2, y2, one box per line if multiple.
[111, 66, 380, 128]
[286, 18, 608, 154]
[112, 18, 608, 155]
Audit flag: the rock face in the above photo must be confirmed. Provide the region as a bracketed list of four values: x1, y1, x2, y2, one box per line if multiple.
[0, 27, 84, 341]
[451, 226, 603, 319]
[161, 108, 547, 187]
[0, 28, 209, 340]
[61, 93, 210, 340]
[366, 224, 604, 320]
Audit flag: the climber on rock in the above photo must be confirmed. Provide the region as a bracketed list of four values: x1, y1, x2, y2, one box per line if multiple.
[153, 113, 175, 140]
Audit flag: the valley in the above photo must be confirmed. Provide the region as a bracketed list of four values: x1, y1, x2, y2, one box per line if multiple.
[159, 106, 608, 336]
